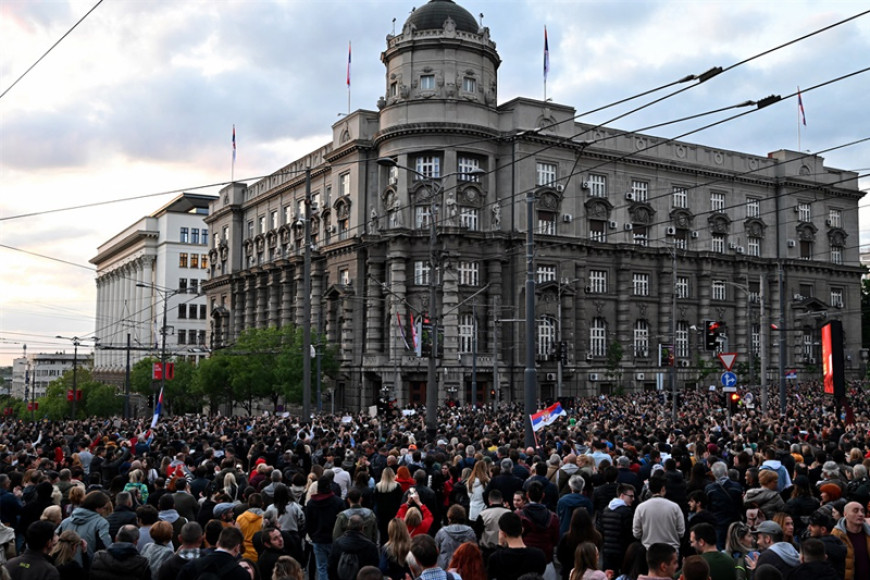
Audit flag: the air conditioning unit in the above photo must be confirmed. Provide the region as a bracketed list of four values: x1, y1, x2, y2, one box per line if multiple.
[825, 219, 832, 226]
[679, 360, 690, 368]
[636, 372, 645, 381]
[625, 192, 635, 201]
[793, 293, 804, 301]
[586, 353, 594, 361]
[691, 231, 699, 239]
[665, 226, 676, 236]
[624, 223, 633, 231]
[787, 239, 796, 248]
[736, 246, 745, 254]
[608, 220, 618, 230]
[555, 184, 565, 193]
[581, 181, 590, 190]
[562, 214, 573, 223]
[589, 373, 599, 382]
[545, 373, 557, 381]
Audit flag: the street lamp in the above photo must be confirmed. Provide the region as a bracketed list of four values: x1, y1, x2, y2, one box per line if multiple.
[376, 157, 485, 438]
[137, 282, 185, 416]
[56, 335, 97, 419]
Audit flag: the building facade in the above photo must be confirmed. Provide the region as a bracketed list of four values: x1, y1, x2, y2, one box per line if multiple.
[203, 0, 864, 411]
[91, 194, 215, 386]
[10, 352, 93, 400]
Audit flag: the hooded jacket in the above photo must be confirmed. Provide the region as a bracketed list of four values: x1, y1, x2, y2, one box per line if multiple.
[90, 542, 151, 580]
[597, 497, 634, 566]
[743, 487, 785, 519]
[326, 529, 380, 578]
[755, 542, 801, 578]
[831, 517, 870, 580]
[518, 502, 560, 563]
[434, 523, 477, 568]
[57, 507, 112, 559]
[304, 490, 346, 544]
[816, 533, 847, 578]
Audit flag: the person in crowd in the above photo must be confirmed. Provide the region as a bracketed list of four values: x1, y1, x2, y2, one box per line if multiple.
[556, 475, 594, 539]
[90, 524, 150, 580]
[744, 471, 785, 521]
[637, 543, 679, 580]
[632, 476, 685, 552]
[615, 542, 648, 580]
[333, 487, 378, 544]
[271, 555, 304, 580]
[517, 481, 560, 570]
[155, 521, 204, 580]
[447, 541, 486, 580]
[788, 538, 840, 580]
[568, 541, 608, 580]
[395, 488, 434, 537]
[4, 520, 59, 580]
[687, 523, 736, 580]
[141, 520, 174, 576]
[678, 556, 710, 580]
[487, 511, 548, 580]
[434, 504, 477, 569]
[257, 526, 290, 580]
[598, 483, 636, 576]
[303, 475, 345, 580]
[830, 501, 870, 580]
[805, 509, 846, 578]
[177, 526, 250, 580]
[478, 489, 511, 562]
[236, 492, 265, 562]
[106, 492, 138, 540]
[379, 517, 412, 580]
[50, 529, 89, 580]
[373, 467, 403, 545]
[557, 509, 601, 580]
[56, 490, 112, 560]
[704, 461, 743, 550]
[749, 521, 800, 579]
[327, 514, 380, 579]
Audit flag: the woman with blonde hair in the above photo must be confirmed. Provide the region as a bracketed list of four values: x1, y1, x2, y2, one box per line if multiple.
[50, 529, 89, 579]
[373, 467, 404, 543]
[379, 518, 412, 579]
[65, 485, 85, 518]
[272, 555, 305, 580]
[396, 491, 433, 537]
[467, 459, 491, 521]
[123, 469, 149, 504]
[40, 505, 63, 526]
[222, 471, 241, 501]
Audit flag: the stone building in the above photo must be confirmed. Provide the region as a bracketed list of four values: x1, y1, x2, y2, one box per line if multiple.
[202, 0, 864, 411]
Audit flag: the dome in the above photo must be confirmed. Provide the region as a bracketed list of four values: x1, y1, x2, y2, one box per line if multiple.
[405, 0, 479, 34]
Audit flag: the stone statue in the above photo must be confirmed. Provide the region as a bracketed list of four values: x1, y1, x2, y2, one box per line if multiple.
[370, 208, 379, 233]
[492, 203, 501, 229]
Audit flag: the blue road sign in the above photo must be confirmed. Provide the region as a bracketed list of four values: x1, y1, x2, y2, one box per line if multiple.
[721, 371, 738, 387]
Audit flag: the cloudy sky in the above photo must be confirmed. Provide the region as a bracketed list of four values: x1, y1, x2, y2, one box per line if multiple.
[1, 0, 869, 367]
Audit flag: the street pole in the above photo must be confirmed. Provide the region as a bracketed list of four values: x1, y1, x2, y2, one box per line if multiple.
[557, 284, 563, 400]
[778, 263, 787, 415]
[72, 339, 79, 420]
[426, 182, 439, 439]
[760, 272, 769, 414]
[302, 168, 312, 421]
[492, 296, 500, 411]
[124, 333, 131, 419]
[670, 245, 678, 424]
[471, 298, 477, 409]
[160, 293, 168, 417]
[524, 190, 537, 448]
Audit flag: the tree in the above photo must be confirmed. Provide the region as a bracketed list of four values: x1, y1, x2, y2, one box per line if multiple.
[862, 278, 870, 349]
[604, 340, 624, 388]
[39, 368, 115, 420]
[130, 357, 197, 415]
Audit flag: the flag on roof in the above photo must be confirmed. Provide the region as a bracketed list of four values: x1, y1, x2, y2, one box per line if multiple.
[530, 402, 566, 432]
[232, 125, 236, 162]
[797, 88, 806, 126]
[543, 26, 550, 80]
[347, 41, 352, 87]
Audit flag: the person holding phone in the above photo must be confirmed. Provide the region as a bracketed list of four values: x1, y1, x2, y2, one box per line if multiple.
[396, 487, 434, 537]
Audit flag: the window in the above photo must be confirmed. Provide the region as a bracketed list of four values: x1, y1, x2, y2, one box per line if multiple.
[830, 288, 844, 308]
[201, 255, 208, 269]
[537, 316, 556, 358]
[712, 234, 726, 253]
[537, 211, 556, 235]
[190, 254, 199, 269]
[676, 276, 689, 299]
[177, 330, 187, 345]
[198, 330, 206, 346]
[536, 265, 556, 284]
[828, 208, 842, 228]
[830, 246, 842, 264]
[634, 320, 649, 358]
[672, 186, 688, 208]
[457, 156, 481, 182]
[748, 237, 761, 257]
[296, 200, 305, 219]
[590, 318, 607, 357]
[414, 261, 430, 285]
[589, 220, 606, 242]
[631, 180, 649, 202]
[179, 253, 189, 268]
[415, 155, 440, 179]
[798, 202, 811, 222]
[201, 229, 208, 246]
[536, 162, 557, 187]
[751, 323, 760, 355]
[191, 229, 200, 245]
[800, 240, 812, 260]
[711, 191, 725, 212]
[178, 278, 188, 292]
[178, 304, 187, 319]
[462, 77, 476, 93]
[458, 314, 475, 353]
[222, 226, 229, 242]
[390, 82, 398, 97]
[458, 261, 479, 286]
[189, 279, 198, 294]
[674, 230, 688, 250]
[258, 215, 266, 234]
[198, 305, 206, 319]
[712, 280, 727, 301]
[460, 207, 479, 230]
[420, 74, 435, 90]
[632, 273, 649, 296]
[633, 226, 648, 246]
[340, 269, 350, 285]
[415, 206, 432, 229]
[340, 173, 351, 197]
[746, 198, 760, 219]
[588, 270, 607, 294]
[271, 210, 279, 230]
[284, 206, 293, 225]
[588, 174, 607, 198]
[246, 220, 254, 239]
[676, 321, 689, 357]
[338, 217, 350, 240]
[180, 227, 189, 243]
[188, 304, 197, 319]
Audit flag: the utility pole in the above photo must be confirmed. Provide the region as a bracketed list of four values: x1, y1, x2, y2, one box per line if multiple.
[427, 183, 440, 438]
[124, 333, 131, 419]
[471, 298, 477, 409]
[760, 272, 768, 414]
[524, 189, 537, 448]
[492, 296, 500, 411]
[302, 167, 312, 421]
[671, 244, 678, 424]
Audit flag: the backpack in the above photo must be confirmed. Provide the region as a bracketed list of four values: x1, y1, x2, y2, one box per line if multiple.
[450, 480, 470, 511]
[194, 555, 240, 580]
[337, 551, 361, 580]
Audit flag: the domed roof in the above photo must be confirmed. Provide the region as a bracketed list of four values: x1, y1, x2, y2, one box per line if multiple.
[405, 0, 479, 34]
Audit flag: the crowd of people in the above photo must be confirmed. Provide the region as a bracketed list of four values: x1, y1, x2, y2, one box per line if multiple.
[0, 381, 869, 580]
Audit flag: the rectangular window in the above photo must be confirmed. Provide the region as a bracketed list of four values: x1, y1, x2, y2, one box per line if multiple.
[462, 77, 476, 93]
[712, 280, 727, 301]
[191, 229, 200, 244]
[188, 304, 197, 319]
[296, 199, 305, 219]
[747, 198, 760, 219]
[537, 212, 556, 235]
[589, 270, 607, 294]
[633, 226, 648, 247]
[711, 191, 726, 212]
[222, 226, 229, 242]
[536, 266, 557, 284]
[190, 254, 199, 269]
[457, 156, 481, 182]
[676, 321, 689, 358]
[748, 237, 761, 257]
[201, 254, 208, 269]
[177, 330, 186, 345]
[831, 246, 842, 264]
[631, 180, 649, 202]
[590, 319, 607, 357]
[751, 323, 760, 355]
[828, 208, 842, 228]
[390, 82, 398, 97]
[672, 186, 688, 209]
[180, 227, 189, 243]
[676, 276, 689, 299]
[258, 215, 266, 234]
[415, 206, 432, 229]
[800, 240, 812, 260]
[589, 220, 606, 242]
[202, 229, 208, 246]
[415, 155, 440, 179]
[179, 278, 188, 292]
[340, 269, 350, 285]
[420, 74, 435, 90]
[536, 162, 557, 187]
[414, 261, 431, 285]
[189, 279, 198, 294]
[589, 174, 607, 198]
[634, 320, 649, 358]
[271, 210, 279, 230]
[459, 207, 479, 230]
[340, 173, 350, 197]
[712, 234, 726, 253]
[830, 289, 844, 308]
[179, 253, 188, 268]
[284, 206, 293, 225]
[458, 314, 475, 353]
[798, 202, 811, 222]
[458, 261, 479, 286]
[246, 220, 254, 239]
[178, 304, 187, 319]
[632, 273, 649, 296]
[198, 330, 206, 346]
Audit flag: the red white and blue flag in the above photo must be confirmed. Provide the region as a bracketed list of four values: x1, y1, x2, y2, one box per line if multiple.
[150, 387, 164, 429]
[797, 88, 806, 126]
[347, 41, 352, 87]
[530, 402, 566, 432]
[232, 125, 236, 162]
[396, 312, 411, 351]
[543, 26, 550, 80]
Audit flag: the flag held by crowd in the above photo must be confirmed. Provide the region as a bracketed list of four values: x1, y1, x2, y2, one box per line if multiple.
[150, 387, 164, 429]
[530, 401, 566, 432]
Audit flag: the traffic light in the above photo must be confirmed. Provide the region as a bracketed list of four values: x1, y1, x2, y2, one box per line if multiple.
[705, 320, 721, 351]
[728, 392, 741, 413]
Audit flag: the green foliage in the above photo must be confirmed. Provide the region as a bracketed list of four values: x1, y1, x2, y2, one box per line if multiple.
[38, 367, 118, 420]
[130, 357, 198, 415]
[604, 340, 624, 384]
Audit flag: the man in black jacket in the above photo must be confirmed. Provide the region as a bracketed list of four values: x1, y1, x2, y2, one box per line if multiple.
[178, 526, 249, 580]
[597, 483, 636, 576]
[4, 520, 58, 580]
[327, 515, 380, 578]
[304, 475, 346, 580]
[704, 461, 743, 549]
[90, 525, 150, 580]
[257, 526, 293, 580]
[106, 492, 138, 540]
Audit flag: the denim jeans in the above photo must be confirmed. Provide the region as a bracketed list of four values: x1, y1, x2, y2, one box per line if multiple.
[312, 542, 331, 580]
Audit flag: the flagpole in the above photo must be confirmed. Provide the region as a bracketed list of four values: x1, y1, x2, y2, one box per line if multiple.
[797, 87, 801, 152]
[347, 41, 352, 115]
[231, 124, 236, 183]
[543, 26, 549, 102]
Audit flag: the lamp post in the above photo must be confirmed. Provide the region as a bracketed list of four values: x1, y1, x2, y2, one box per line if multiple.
[55, 335, 92, 419]
[376, 158, 484, 438]
[556, 278, 580, 399]
[723, 280, 760, 407]
[137, 282, 184, 416]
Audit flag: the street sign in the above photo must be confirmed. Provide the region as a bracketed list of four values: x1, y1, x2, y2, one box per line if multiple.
[153, 362, 163, 380]
[721, 371, 738, 388]
[718, 353, 738, 371]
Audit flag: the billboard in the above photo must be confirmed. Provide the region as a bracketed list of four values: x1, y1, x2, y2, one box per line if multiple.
[821, 320, 845, 398]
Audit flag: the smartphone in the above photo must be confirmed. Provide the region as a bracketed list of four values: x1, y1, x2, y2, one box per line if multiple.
[409, 487, 417, 496]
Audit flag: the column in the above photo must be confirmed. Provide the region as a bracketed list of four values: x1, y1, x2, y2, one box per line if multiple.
[366, 260, 385, 355]
[615, 256, 631, 353]
[280, 267, 294, 328]
[268, 269, 280, 327]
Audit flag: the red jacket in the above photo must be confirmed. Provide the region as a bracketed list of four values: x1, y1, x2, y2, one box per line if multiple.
[395, 503, 433, 536]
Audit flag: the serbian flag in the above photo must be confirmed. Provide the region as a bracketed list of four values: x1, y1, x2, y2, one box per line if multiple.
[232, 125, 236, 162]
[346, 41, 352, 87]
[530, 402, 566, 432]
[150, 387, 164, 429]
[543, 26, 550, 80]
[797, 88, 806, 126]
[396, 312, 411, 351]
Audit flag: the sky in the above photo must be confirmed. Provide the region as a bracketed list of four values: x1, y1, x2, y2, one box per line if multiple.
[1, 0, 869, 367]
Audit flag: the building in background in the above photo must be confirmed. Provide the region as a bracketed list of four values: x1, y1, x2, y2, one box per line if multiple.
[203, 0, 864, 411]
[90, 193, 215, 386]
[10, 351, 92, 400]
